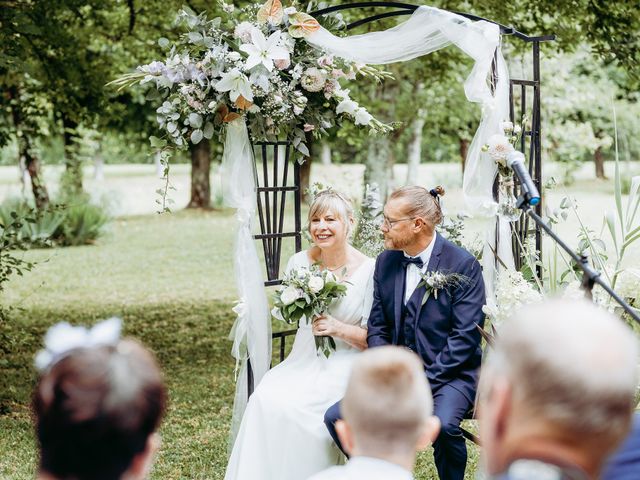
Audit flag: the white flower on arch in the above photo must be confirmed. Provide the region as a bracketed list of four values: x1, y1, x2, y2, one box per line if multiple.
[240, 29, 289, 72]
[215, 68, 253, 102]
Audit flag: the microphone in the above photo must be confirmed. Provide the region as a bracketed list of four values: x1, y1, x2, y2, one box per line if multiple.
[506, 151, 540, 206]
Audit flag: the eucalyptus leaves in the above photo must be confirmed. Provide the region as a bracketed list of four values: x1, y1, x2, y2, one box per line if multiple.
[109, 0, 391, 160]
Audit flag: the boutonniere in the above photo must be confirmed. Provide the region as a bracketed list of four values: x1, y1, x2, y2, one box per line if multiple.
[417, 271, 469, 305]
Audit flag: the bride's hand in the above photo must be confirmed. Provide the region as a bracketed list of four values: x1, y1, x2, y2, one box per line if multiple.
[312, 315, 342, 337]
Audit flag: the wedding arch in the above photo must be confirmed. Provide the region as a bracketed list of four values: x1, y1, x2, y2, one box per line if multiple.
[225, 2, 554, 437]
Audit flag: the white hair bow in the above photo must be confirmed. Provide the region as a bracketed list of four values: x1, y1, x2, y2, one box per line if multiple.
[34, 317, 122, 371]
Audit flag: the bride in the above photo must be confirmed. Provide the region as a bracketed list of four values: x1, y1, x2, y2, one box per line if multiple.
[225, 188, 375, 480]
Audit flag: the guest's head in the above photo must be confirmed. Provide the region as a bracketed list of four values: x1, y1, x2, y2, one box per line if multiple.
[478, 299, 639, 478]
[308, 188, 354, 249]
[336, 346, 440, 468]
[33, 320, 167, 480]
[382, 185, 444, 254]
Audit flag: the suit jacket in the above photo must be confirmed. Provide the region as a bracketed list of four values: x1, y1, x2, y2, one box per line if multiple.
[602, 413, 640, 480]
[367, 234, 485, 402]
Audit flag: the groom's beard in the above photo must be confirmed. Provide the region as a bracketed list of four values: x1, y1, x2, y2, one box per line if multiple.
[383, 233, 412, 251]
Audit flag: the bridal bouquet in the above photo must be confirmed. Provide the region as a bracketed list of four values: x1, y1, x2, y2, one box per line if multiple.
[109, 0, 391, 158]
[272, 265, 347, 357]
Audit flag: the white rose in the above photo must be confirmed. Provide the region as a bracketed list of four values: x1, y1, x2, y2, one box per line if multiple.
[281, 286, 302, 305]
[233, 22, 255, 43]
[354, 108, 373, 126]
[486, 134, 514, 163]
[300, 67, 326, 92]
[500, 121, 514, 133]
[308, 276, 325, 293]
[336, 98, 358, 116]
[513, 125, 522, 134]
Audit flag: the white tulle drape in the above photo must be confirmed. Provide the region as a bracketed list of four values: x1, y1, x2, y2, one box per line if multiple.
[222, 119, 271, 446]
[307, 5, 515, 297]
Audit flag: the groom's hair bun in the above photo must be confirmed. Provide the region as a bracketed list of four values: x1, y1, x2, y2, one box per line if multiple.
[342, 346, 432, 456]
[389, 185, 444, 226]
[430, 185, 445, 198]
[33, 339, 167, 480]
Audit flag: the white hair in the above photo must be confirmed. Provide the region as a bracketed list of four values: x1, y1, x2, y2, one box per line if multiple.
[482, 299, 639, 443]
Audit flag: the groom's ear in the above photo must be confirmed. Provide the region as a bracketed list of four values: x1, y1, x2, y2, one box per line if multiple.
[335, 420, 355, 456]
[412, 216, 428, 231]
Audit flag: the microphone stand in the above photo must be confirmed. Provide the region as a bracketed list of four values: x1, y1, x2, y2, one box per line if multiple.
[516, 195, 640, 324]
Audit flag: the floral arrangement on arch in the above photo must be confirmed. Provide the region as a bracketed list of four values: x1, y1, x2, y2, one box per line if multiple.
[110, 0, 391, 158]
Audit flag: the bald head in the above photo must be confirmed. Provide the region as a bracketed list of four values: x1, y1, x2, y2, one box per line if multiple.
[479, 299, 639, 476]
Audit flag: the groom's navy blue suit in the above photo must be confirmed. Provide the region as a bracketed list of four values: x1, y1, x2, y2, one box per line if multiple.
[324, 234, 485, 480]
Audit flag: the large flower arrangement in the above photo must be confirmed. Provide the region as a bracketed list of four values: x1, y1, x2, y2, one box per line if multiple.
[110, 0, 391, 158]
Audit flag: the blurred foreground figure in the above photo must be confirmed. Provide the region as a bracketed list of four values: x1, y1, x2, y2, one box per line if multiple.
[33, 318, 167, 480]
[478, 300, 639, 480]
[308, 346, 441, 480]
[602, 413, 640, 480]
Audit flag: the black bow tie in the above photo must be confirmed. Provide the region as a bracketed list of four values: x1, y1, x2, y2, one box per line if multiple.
[401, 256, 424, 269]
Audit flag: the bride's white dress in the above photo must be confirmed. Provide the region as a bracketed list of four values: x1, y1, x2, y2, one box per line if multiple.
[225, 250, 375, 480]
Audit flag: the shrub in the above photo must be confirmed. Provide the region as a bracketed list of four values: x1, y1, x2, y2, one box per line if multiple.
[58, 200, 110, 246]
[0, 197, 110, 248]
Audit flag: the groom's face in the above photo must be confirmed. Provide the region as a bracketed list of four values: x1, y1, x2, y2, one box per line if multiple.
[381, 197, 417, 251]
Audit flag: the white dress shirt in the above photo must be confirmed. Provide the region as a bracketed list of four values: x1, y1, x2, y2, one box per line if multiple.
[403, 232, 437, 304]
[307, 456, 414, 480]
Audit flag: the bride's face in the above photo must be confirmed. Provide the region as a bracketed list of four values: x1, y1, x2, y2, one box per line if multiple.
[309, 209, 348, 250]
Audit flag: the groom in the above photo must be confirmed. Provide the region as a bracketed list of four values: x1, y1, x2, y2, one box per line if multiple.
[324, 185, 485, 480]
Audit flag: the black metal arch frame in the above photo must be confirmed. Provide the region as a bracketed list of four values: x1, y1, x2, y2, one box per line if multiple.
[249, 2, 555, 398]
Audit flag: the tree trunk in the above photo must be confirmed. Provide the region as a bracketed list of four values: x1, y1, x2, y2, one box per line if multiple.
[594, 146, 607, 179]
[364, 136, 391, 202]
[62, 116, 83, 196]
[459, 138, 469, 175]
[406, 112, 426, 185]
[25, 150, 50, 209]
[8, 85, 49, 209]
[187, 138, 211, 208]
[321, 141, 331, 165]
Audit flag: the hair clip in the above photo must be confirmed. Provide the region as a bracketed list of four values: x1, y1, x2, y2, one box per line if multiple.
[35, 317, 122, 372]
[306, 182, 334, 202]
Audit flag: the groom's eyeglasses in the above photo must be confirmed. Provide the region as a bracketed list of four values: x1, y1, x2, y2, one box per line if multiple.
[382, 215, 415, 228]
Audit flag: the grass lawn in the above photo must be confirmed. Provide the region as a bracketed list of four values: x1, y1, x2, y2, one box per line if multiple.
[2, 161, 638, 479]
[0, 208, 479, 479]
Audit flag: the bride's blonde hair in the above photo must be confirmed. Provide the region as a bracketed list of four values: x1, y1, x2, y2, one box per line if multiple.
[307, 189, 355, 237]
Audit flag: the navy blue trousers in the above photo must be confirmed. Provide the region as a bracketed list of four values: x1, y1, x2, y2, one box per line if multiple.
[324, 383, 471, 480]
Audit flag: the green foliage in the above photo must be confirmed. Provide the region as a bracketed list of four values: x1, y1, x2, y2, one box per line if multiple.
[57, 200, 111, 246]
[0, 207, 37, 330]
[0, 209, 36, 295]
[0, 197, 110, 248]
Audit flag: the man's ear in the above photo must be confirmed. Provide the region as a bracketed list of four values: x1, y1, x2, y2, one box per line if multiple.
[335, 420, 355, 456]
[491, 377, 512, 441]
[416, 415, 441, 451]
[127, 433, 160, 480]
